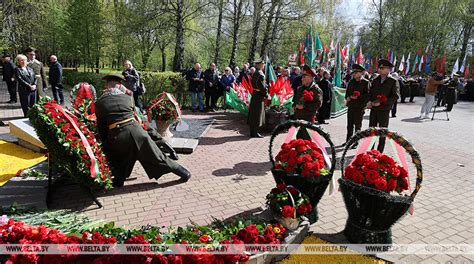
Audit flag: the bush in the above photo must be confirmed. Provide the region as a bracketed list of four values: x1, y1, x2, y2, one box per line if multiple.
[62, 70, 191, 108]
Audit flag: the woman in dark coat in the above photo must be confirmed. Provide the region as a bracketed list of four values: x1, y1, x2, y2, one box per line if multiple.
[317, 70, 333, 124]
[122, 60, 142, 111]
[15, 54, 37, 117]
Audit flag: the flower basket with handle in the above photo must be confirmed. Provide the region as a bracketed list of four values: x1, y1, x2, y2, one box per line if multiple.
[269, 120, 336, 224]
[266, 184, 313, 231]
[147, 92, 180, 138]
[339, 127, 423, 244]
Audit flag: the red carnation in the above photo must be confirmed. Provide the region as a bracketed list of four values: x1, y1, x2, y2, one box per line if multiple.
[277, 183, 287, 190]
[387, 178, 398, 192]
[353, 91, 361, 97]
[303, 90, 314, 102]
[199, 235, 210, 243]
[237, 224, 259, 243]
[281, 205, 295, 218]
[374, 178, 387, 191]
[376, 94, 388, 103]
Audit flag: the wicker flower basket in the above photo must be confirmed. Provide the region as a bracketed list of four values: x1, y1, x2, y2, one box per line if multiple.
[155, 119, 174, 138]
[265, 108, 288, 132]
[269, 120, 336, 224]
[271, 188, 301, 231]
[339, 128, 423, 244]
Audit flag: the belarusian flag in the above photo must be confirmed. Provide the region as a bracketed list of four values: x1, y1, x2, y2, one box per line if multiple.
[464, 64, 469, 80]
[438, 52, 446, 74]
[357, 47, 363, 64]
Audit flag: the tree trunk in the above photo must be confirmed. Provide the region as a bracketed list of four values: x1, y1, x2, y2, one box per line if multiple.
[247, 0, 262, 64]
[260, 0, 277, 59]
[377, 0, 383, 56]
[229, 0, 243, 69]
[269, 1, 282, 62]
[214, 0, 225, 65]
[459, 20, 472, 65]
[173, 0, 185, 72]
[160, 45, 166, 72]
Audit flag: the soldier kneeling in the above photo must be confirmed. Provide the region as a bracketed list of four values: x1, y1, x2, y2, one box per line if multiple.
[95, 74, 191, 187]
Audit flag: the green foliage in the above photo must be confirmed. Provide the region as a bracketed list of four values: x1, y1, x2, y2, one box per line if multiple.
[1, 206, 106, 235]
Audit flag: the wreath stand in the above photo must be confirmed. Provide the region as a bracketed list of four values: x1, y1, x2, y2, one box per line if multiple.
[46, 157, 103, 208]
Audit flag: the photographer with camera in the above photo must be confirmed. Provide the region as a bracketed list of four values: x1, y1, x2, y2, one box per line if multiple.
[419, 72, 449, 119]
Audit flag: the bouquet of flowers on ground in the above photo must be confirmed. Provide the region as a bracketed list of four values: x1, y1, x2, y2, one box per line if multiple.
[343, 150, 409, 194]
[147, 93, 179, 122]
[266, 183, 312, 229]
[274, 139, 328, 177]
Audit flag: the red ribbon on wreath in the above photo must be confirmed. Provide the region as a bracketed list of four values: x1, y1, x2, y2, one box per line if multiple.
[52, 104, 101, 179]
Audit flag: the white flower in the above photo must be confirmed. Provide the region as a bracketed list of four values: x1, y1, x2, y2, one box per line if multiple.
[0, 215, 8, 225]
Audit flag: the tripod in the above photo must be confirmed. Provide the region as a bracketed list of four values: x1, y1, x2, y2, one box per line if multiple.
[431, 96, 449, 121]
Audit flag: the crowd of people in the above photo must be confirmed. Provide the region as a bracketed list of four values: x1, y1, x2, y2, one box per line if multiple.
[180, 57, 473, 151]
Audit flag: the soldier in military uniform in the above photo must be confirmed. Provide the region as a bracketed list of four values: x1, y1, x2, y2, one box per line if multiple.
[445, 73, 460, 112]
[293, 65, 323, 140]
[345, 64, 370, 145]
[95, 74, 190, 187]
[248, 58, 267, 138]
[25, 48, 48, 97]
[367, 59, 400, 152]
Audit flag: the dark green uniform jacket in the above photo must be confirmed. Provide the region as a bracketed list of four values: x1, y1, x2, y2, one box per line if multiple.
[294, 82, 323, 123]
[345, 77, 371, 142]
[369, 75, 400, 111]
[248, 70, 267, 134]
[368, 75, 400, 152]
[346, 77, 371, 109]
[95, 94, 179, 186]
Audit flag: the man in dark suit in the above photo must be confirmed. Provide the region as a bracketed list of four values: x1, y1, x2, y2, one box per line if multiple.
[2, 54, 17, 103]
[368, 59, 400, 152]
[49, 55, 64, 105]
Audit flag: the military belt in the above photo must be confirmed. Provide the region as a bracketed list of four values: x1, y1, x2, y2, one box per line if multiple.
[108, 118, 134, 130]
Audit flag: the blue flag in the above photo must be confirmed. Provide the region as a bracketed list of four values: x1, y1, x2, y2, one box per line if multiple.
[425, 55, 431, 74]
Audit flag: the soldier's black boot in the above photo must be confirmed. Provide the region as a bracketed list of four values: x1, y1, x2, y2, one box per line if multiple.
[174, 165, 191, 182]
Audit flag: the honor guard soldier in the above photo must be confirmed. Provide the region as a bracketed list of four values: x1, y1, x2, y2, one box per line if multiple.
[293, 65, 323, 139]
[95, 74, 191, 187]
[345, 64, 370, 145]
[367, 59, 400, 152]
[24, 47, 48, 97]
[248, 58, 268, 138]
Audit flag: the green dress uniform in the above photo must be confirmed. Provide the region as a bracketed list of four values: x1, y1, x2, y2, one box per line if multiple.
[369, 74, 400, 152]
[28, 59, 48, 97]
[293, 81, 323, 139]
[248, 69, 267, 136]
[345, 77, 370, 142]
[95, 92, 181, 187]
